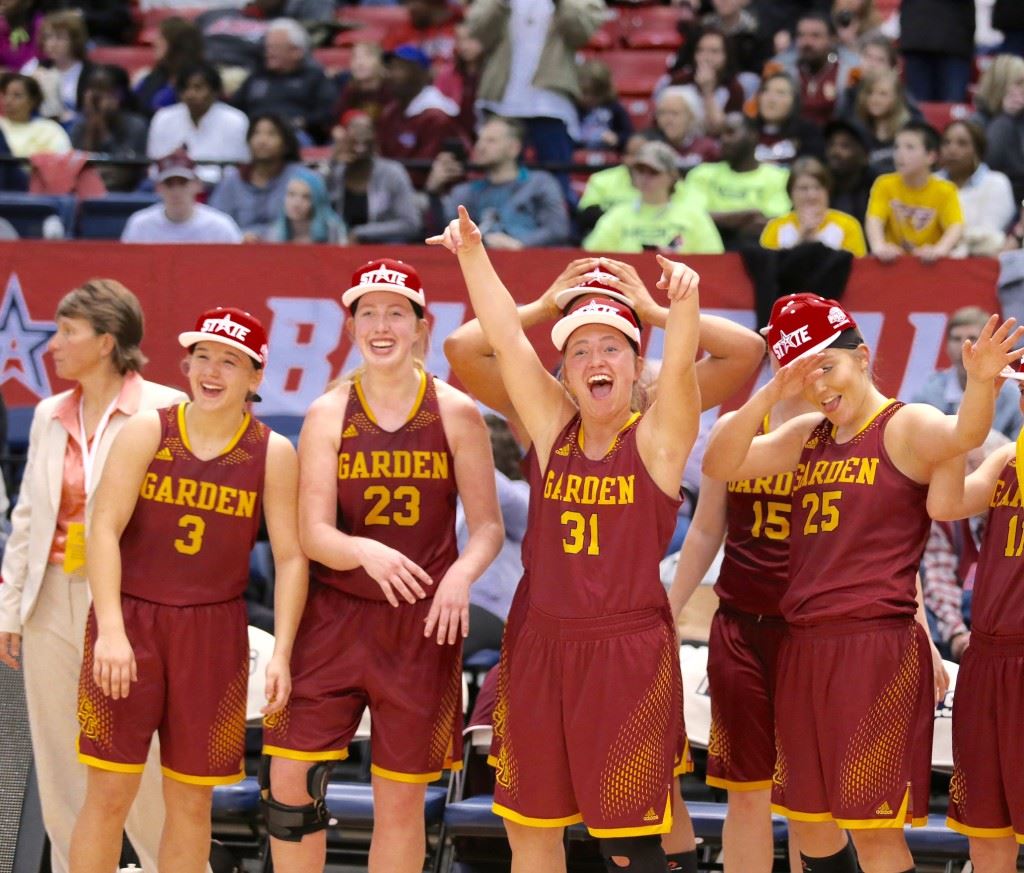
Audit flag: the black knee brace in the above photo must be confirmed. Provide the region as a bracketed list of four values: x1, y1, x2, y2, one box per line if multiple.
[799, 841, 858, 873]
[599, 835, 668, 873]
[258, 755, 334, 842]
[665, 849, 698, 873]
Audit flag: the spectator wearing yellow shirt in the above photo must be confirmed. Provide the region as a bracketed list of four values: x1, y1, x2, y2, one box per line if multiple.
[583, 140, 724, 254]
[865, 120, 964, 262]
[761, 157, 867, 256]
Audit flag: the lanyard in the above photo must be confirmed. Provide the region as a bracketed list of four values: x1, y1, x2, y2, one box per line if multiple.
[79, 394, 119, 496]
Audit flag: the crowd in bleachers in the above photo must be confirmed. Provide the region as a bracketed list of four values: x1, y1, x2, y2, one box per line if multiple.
[0, 0, 1019, 258]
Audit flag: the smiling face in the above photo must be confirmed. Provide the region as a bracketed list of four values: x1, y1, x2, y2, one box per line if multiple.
[348, 290, 425, 369]
[562, 323, 640, 420]
[802, 345, 871, 426]
[48, 315, 113, 382]
[759, 76, 795, 124]
[694, 32, 726, 73]
[188, 341, 261, 410]
[654, 94, 693, 144]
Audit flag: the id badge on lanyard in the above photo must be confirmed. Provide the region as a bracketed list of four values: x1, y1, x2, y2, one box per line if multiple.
[63, 395, 118, 575]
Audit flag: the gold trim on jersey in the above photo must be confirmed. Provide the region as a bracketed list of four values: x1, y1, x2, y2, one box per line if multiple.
[946, 817, 1020, 841]
[77, 751, 145, 774]
[492, 802, 585, 828]
[1016, 421, 1024, 496]
[177, 403, 252, 457]
[706, 776, 774, 792]
[673, 738, 694, 776]
[579, 411, 641, 455]
[354, 368, 428, 427]
[773, 787, 925, 830]
[261, 744, 350, 763]
[161, 765, 246, 786]
[587, 792, 673, 837]
[830, 398, 896, 442]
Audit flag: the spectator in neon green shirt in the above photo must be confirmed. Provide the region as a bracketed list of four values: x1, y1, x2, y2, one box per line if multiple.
[583, 140, 724, 254]
[683, 112, 791, 249]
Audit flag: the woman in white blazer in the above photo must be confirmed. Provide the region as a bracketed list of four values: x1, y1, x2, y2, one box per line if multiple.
[0, 279, 187, 873]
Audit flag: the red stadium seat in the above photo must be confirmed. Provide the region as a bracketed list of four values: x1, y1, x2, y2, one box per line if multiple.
[620, 6, 690, 50]
[335, 6, 407, 26]
[623, 96, 654, 130]
[89, 45, 156, 75]
[586, 15, 623, 51]
[313, 46, 353, 73]
[874, 0, 901, 17]
[599, 49, 672, 96]
[332, 24, 387, 47]
[918, 101, 972, 131]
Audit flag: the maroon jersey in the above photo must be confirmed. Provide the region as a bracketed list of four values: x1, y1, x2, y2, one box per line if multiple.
[119, 404, 269, 606]
[315, 372, 458, 601]
[783, 401, 929, 625]
[715, 421, 792, 616]
[528, 413, 681, 618]
[970, 457, 1024, 636]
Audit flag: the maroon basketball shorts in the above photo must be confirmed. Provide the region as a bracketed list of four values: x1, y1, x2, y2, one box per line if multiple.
[262, 583, 463, 782]
[771, 617, 933, 829]
[706, 606, 787, 791]
[491, 604, 689, 837]
[77, 595, 249, 785]
[947, 631, 1024, 843]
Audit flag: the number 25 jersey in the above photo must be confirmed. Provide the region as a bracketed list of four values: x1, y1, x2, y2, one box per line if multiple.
[314, 372, 458, 601]
[119, 404, 269, 606]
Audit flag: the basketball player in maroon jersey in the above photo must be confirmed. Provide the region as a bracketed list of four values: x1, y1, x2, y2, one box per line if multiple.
[928, 357, 1024, 873]
[444, 256, 765, 873]
[669, 298, 820, 873]
[261, 258, 502, 873]
[430, 207, 702, 873]
[69, 308, 307, 873]
[703, 296, 1023, 873]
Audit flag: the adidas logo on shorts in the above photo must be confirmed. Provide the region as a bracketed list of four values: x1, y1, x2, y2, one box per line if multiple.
[874, 801, 894, 816]
[154, 447, 173, 461]
[343, 423, 358, 439]
[643, 808, 659, 823]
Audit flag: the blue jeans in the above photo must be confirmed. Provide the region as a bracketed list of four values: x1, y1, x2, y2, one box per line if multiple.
[902, 51, 971, 103]
[521, 116, 574, 201]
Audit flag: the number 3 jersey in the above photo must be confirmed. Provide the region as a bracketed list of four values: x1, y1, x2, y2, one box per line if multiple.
[119, 403, 269, 606]
[529, 413, 681, 618]
[784, 400, 929, 626]
[314, 372, 458, 601]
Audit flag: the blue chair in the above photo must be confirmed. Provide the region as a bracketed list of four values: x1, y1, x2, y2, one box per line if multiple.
[76, 193, 158, 239]
[0, 192, 75, 238]
[905, 816, 969, 872]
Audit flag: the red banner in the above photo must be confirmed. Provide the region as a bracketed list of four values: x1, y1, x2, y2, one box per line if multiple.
[4, 242, 998, 429]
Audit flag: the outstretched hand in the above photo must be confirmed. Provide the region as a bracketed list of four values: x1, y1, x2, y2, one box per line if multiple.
[655, 255, 699, 302]
[962, 315, 1024, 384]
[426, 204, 483, 254]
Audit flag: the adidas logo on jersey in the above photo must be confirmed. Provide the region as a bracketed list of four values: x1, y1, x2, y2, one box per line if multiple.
[154, 447, 173, 461]
[343, 423, 358, 439]
[555, 444, 570, 456]
[643, 808, 659, 823]
[803, 437, 818, 450]
[875, 801, 894, 816]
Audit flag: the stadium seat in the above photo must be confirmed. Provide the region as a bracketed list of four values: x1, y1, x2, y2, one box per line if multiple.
[314, 46, 354, 74]
[918, 102, 971, 132]
[624, 97, 654, 130]
[335, 5, 407, 26]
[333, 25, 388, 47]
[620, 6, 689, 50]
[586, 14, 623, 51]
[89, 45, 156, 75]
[0, 192, 75, 238]
[76, 193, 159, 240]
[597, 50, 671, 96]
[212, 776, 261, 818]
[904, 816, 969, 862]
[326, 783, 449, 828]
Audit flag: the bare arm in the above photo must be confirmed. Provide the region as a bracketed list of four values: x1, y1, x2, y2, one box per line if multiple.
[915, 223, 964, 262]
[428, 206, 576, 467]
[261, 433, 307, 715]
[916, 573, 950, 704]
[86, 412, 162, 700]
[636, 257, 702, 496]
[927, 445, 1011, 521]
[668, 475, 727, 620]
[425, 385, 505, 645]
[297, 389, 432, 607]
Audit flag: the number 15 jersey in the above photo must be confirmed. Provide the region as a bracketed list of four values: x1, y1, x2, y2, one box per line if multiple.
[314, 372, 458, 601]
[529, 413, 681, 618]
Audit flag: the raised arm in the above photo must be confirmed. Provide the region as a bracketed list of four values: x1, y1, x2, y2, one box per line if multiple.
[297, 390, 432, 607]
[926, 444, 1012, 522]
[428, 206, 576, 465]
[443, 257, 597, 442]
[86, 412, 162, 700]
[598, 258, 765, 409]
[636, 257, 702, 496]
[425, 386, 505, 645]
[667, 475, 727, 620]
[261, 433, 308, 715]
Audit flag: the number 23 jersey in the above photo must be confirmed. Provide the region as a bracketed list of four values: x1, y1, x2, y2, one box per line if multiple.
[119, 403, 269, 606]
[528, 413, 681, 618]
[314, 372, 458, 601]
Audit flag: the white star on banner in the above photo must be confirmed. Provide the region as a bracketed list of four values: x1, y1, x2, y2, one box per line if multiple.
[0, 273, 56, 398]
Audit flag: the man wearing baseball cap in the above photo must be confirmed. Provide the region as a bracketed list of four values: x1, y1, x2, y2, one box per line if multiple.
[584, 140, 724, 255]
[121, 149, 244, 244]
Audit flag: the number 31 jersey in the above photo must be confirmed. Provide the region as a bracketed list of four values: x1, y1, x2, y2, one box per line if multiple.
[529, 413, 681, 618]
[314, 372, 458, 601]
[119, 404, 269, 606]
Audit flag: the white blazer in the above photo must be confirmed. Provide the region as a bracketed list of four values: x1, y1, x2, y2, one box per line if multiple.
[0, 377, 187, 635]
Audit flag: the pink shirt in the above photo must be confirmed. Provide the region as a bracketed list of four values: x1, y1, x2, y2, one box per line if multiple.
[48, 373, 143, 566]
